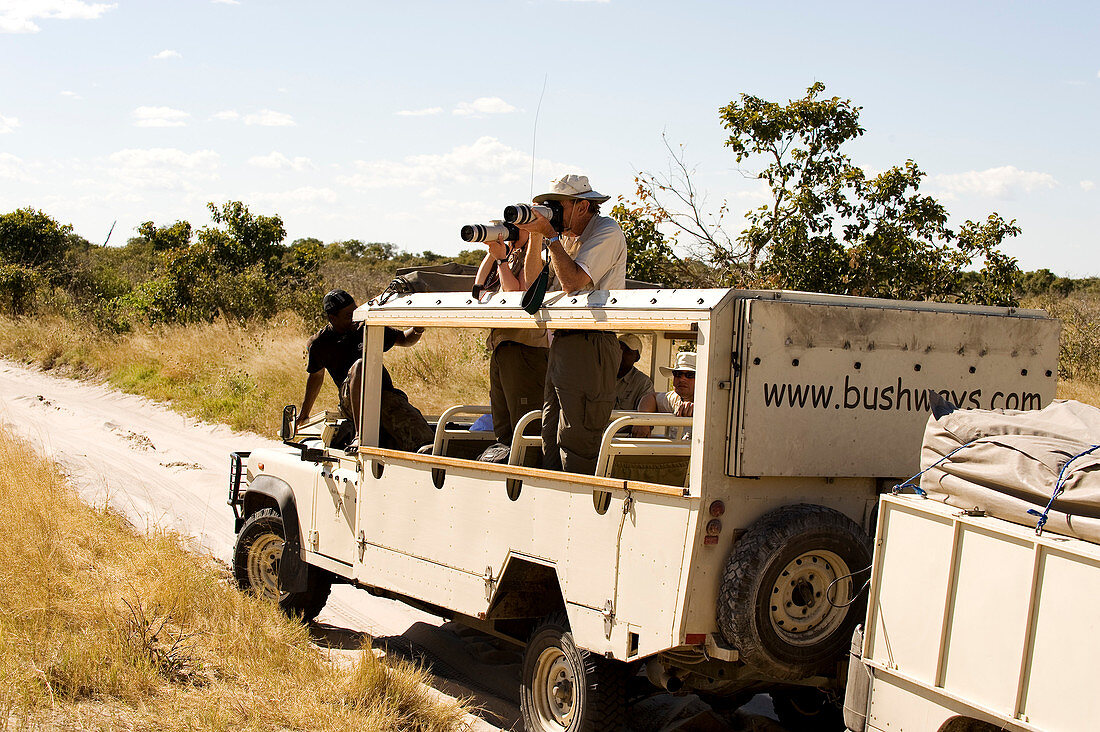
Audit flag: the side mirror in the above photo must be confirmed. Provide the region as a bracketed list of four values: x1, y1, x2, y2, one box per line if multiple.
[281, 405, 297, 442]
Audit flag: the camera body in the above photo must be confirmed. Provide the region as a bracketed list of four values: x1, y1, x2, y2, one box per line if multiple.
[503, 201, 564, 232]
[460, 220, 521, 243]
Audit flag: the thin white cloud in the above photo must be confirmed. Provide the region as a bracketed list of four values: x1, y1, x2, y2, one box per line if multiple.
[931, 165, 1057, 199]
[0, 114, 21, 133]
[105, 147, 220, 191]
[248, 151, 314, 172]
[397, 107, 443, 117]
[243, 109, 295, 126]
[556, 0, 611, 3]
[152, 49, 181, 60]
[0, 0, 117, 34]
[0, 152, 29, 180]
[132, 106, 190, 128]
[249, 187, 338, 208]
[338, 136, 563, 190]
[60, 90, 81, 99]
[1081, 180, 1096, 192]
[212, 0, 240, 4]
[211, 110, 240, 121]
[452, 97, 516, 117]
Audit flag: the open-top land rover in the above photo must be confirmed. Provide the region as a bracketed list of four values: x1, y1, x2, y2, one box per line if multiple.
[229, 287, 1058, 731]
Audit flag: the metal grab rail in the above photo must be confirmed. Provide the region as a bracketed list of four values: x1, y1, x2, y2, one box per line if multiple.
[594, 414, 693, 478]
[509, 409, 545, 466]
[431, 404, 493, 457]
[508, 409, 692, 478]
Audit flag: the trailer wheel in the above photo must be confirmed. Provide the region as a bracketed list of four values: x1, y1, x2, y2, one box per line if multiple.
[770, 687, 844, 731]
[718, 504, 871, 680]
[233, 508, 332, 621]
[520, 615, 626, 732]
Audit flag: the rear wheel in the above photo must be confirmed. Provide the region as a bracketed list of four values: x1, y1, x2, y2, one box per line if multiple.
[520, 615, 626, 731]
[718, 504, 871, 680]
[233, 508, 332, 621]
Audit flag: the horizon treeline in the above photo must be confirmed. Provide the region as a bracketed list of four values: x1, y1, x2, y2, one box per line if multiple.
[0, 202, 1095, 334]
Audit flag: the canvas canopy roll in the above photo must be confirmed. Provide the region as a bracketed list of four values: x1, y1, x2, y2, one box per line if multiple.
[918, 399, 1100, 544]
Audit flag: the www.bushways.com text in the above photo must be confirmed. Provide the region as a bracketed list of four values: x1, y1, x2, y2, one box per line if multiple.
[762, 376, 1042, 412]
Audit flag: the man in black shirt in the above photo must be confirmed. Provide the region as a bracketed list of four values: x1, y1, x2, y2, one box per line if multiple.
[297, 289, 433, 451]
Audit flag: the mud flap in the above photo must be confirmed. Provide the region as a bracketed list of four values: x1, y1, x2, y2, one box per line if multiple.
[843, 624, 869, 732]
[278, 534, 309, 594]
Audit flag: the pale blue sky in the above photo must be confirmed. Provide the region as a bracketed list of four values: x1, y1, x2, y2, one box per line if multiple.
[1, 0, 1097, 276]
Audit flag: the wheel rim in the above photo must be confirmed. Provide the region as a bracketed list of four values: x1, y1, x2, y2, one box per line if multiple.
[247, 532, 284, 602]
[531, 645, 576, 728]
[769, 549, 852, 646]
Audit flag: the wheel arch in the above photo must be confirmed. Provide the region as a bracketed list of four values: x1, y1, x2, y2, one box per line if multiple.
[239, 474, 309, 593]
[487, 554, 567, 641]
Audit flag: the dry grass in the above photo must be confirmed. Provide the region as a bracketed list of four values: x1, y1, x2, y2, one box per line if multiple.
[0, 314, 492, 436]
[1024, 294, 1100, 386]
[0, 427, 468, 731]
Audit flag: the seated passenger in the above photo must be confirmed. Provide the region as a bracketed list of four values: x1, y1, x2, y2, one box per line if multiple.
[614, 334, 654, 411]
[632, 351, 695, 439]
[297, 289, 433, 452]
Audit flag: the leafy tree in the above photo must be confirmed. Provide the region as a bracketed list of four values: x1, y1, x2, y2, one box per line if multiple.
[135, 220, 193, 252]
[634, 137, 752, 287]
[0, 263, 41, 316]
[122, 201, 316, 324]
[0, 207, 76, 270]
[0, 207, 94, 314]
[636, 83, 1022, 305]
[611, 201, 678, 285]
[198, 201, 286, 275]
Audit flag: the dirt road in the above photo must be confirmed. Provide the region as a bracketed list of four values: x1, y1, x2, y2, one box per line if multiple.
[0, 359, 781, 732]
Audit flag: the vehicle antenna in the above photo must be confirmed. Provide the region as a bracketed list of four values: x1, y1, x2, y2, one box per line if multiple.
[103, 219, 117, 246]
[531, 74, 548, 199]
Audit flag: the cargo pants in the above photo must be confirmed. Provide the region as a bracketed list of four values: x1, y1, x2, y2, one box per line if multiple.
[489, 341, 549, 447]
[542, 331, 619, 475]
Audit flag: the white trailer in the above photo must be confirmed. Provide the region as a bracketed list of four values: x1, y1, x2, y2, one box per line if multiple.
[228, 287, 1058, 731]
[847, 492, 1100, 732]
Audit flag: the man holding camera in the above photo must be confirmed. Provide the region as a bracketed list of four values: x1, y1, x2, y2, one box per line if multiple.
[516, 174, 627, 474]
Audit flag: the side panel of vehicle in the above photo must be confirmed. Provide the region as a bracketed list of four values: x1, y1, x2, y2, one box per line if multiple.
[312, 458, 360, 568]
[731, 299, 1060, 478]
[353, 457, 695, 660]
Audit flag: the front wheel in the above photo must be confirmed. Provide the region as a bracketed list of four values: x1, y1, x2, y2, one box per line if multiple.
[232, 508, 332, 621]
[520, 615, 627, 732]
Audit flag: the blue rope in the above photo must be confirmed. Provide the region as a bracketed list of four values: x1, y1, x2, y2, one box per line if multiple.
[892, 440, 981, 498]
[1026, 444, 1100, 536]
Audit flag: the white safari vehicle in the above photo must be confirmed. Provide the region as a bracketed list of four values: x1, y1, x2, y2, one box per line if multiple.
[228, 287, 1058, 731]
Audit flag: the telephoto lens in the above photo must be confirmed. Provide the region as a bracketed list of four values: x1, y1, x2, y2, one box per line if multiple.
[460, 221, 520, 243]
[502, 203, 554, 225]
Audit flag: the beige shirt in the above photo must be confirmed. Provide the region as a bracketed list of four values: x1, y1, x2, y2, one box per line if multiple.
[551, 214, 627, 292]
[655, 390, 692, 440]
